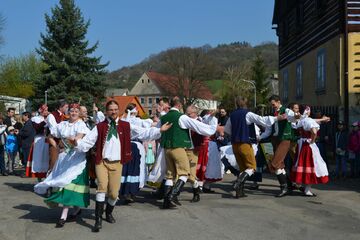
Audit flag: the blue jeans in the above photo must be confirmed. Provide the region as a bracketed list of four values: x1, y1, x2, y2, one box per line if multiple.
[0, 145, 5, 173]
[7, 151, 16, 173]
[22, 146, 31, 167]
[335, 154, 347, 177]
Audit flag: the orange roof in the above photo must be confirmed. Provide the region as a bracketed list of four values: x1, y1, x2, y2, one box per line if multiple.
[146, 71, 214, 100]
[106, 96, 146, 117]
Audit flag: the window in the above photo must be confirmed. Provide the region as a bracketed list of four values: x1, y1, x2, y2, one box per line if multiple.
[141, 79, 144, 84]
[316, 49, 326, 93]
[140, 97, 145, 104]
[148, 110, 152, 115]
[282, 70, 289, 101]
[148, 79, 150, 83]
[148, 97, 153, 105]
[156, 97, 160, 103]
[296, 62, 303, 99]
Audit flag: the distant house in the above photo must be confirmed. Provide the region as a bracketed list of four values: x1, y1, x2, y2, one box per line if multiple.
[0, 95, 30, 114]
[106, 96, 146, 118]
[105, 88, 129, 97]
[129, 71, 217, 115]
[272, 0, 360, 123]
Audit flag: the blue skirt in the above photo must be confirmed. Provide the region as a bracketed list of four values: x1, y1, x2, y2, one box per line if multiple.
[120, 142, 141, 196]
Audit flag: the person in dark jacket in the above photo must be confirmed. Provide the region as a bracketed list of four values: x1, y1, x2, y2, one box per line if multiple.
[335, 121, 349, 179]
[17, 112, 35, 177]
[4, 107, 16, 128]
[0, 114, 7, 176]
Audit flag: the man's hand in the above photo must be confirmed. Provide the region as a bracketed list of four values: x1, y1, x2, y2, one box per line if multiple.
[67, 137, 77, 147]
[160, 122, 173, 132]
[322, 116, 331, 122]
[216, 125, 224, 136]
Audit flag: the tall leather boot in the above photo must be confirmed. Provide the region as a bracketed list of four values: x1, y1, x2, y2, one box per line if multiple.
[168, 179, 186, 203]
[234, 172, 249, 198]
[191, 187, 201, 202]
[276, 173, 292, 197]
[93, 201, 104, 232]
[152, 179, 166, 200]
[163, 185, 177, 209]
[105, 203, 116, 223]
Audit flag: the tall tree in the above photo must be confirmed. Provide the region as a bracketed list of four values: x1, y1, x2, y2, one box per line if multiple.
[159, 46, 215, 105]
[33, 0, 108, 109]
[251, 52, 270, 105]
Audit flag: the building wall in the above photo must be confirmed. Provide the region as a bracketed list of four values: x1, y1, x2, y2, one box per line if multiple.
[279, 34, 343, 107]
[348, 32, 360, 123]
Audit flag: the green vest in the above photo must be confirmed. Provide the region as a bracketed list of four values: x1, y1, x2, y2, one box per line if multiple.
[160, 110, 192, 148]
[277, 106, 294, 141]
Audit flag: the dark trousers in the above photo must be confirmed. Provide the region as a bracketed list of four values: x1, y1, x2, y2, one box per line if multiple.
[0, 145, 5, 173]
[22, 146, 31, 167]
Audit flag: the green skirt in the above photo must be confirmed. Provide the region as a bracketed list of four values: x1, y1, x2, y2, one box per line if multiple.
[45, 165, 90, 208]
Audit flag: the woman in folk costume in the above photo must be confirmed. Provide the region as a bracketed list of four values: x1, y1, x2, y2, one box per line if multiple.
[120, 103, 152, 203]
[34, 103, 90, 228]
[26, 104, 50, 180]
[290, 106, 330, 196]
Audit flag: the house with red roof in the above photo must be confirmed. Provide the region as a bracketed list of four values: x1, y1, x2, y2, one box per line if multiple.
[129, 71, 217, 115]
[106, 96, 146, 118]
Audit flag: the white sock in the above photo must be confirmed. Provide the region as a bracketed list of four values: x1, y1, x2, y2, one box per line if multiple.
[282, 169, 287, 175]
[304, 185, 313, 195]
[108, 198, 117, 206]
[179, 176, 188, 183]
[192, 180, 199, 188]
[203, 181, 211, 189]
[60, 207, 69, 220]
[245, 169, 255, 176]
[275, 169, 284, 175]
[198, 181, 204, 187]
[96, 192, 106, 202]
[165, 179, 173, 186]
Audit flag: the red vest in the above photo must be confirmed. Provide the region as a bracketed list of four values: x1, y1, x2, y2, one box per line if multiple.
[52, 110, 64, 123]
[95, 119, 132, 165]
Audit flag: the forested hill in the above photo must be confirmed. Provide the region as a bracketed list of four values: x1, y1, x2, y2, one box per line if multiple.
[106, 41, 278, 90]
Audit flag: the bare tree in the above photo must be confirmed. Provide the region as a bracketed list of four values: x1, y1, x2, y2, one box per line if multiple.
[221, 64, 253, 110]
[160, 47, 214, 105]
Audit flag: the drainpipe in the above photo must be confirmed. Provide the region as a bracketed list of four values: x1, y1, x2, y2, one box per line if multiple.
[344, 0, 349, 125]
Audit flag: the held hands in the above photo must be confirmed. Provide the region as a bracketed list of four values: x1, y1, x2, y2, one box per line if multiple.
[322, 115, 331, 122]
[277, 114, 287, 121]
[160, 122, 173, 132]
[67, 137, 77, 147]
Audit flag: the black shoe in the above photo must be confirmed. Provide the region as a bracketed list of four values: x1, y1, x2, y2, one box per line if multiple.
[202, 187, 215, 193]
[55, 219, 66, 228]
[234, 172, 249, 198]
[2, 172, 8, 176]
[45, 188, 52, 198]
[168, 179, 186, 204]
[191, 187, 201, 202]
[67, 209, 82, 222]
[275, 173, 292, 198]
[163, 185, 177, 209]
[152, 179, 166, 200]
[93, 201, 104, 232]
[246, 183, 259, 190]
[105, 203, 116, 223]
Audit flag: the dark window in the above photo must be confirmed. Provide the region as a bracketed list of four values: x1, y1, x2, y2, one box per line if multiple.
[141, 79, 144, 84]
[148, 98, 153, 104]
[148, 110, 152, 115]
[316, 49, 326, 94]
[148, 79, 150, 83]
[140, 97, 145, 104]
[296, 62, 303, 99]
[282, 70, 289, 102]
[156, 97, 160, 103]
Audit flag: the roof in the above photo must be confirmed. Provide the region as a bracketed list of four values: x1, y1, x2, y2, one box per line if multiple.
[105, 88, 129, 97]
[272, 0, 297, 25]
[146, 71, 214, 100]
[106, 96, 146, 117]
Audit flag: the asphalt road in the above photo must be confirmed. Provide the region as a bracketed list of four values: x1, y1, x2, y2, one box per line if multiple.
[0, 173, 359, 240]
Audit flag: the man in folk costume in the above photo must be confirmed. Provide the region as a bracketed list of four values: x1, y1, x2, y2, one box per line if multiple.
[26, 104, 50, 179]
[224, 96, 283, 198]
[75, 100, 172, 232]
[47, 100, 69, 171]
[161, 97, 219, 209]
[268, 95, 297, 197]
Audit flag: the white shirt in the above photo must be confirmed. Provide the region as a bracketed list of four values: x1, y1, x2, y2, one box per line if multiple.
[76, 119, 162, 156]
[224, 111, 277, 137]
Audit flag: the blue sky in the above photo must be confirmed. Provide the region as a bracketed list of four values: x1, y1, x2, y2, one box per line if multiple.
[0, 0, 276, 71]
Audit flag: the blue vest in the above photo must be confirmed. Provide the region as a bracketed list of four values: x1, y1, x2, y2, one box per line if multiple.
[230, 108, 256, 144]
